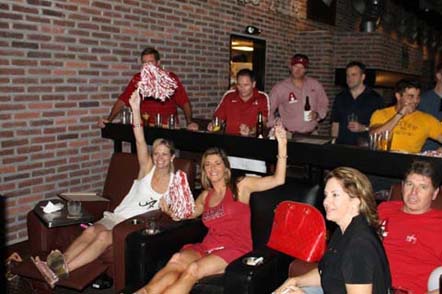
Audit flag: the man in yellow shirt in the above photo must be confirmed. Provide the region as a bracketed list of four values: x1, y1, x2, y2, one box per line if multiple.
[370, 79, 442, 153]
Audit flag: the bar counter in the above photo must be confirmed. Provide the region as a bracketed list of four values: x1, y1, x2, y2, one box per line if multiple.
[101, 123, 442, 179]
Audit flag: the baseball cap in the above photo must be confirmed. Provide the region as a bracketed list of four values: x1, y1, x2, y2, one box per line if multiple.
[291, 54, 309, 68]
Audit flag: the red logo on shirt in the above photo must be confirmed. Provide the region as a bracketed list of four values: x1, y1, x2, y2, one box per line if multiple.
[203, 204, 225, 221]
[288, 92, 297, 102]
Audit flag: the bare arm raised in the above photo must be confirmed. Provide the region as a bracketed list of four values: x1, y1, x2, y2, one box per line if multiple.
[129, 90, 154, 179]
[238, 124, 287, 204]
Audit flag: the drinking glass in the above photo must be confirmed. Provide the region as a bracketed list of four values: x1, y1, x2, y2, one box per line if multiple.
[67, 200, 82, 218]
[155, 113, 162, 128]
[377, 131, 392, 151]
[385, 130, 393, 151]
[144, 217, 159, 235]
[212, 117, 221, 132]
[121, 108, 130, 124]
[141, 113, 149, 126]
[347, 113, 358, 122]
[369, 133, 378, 150]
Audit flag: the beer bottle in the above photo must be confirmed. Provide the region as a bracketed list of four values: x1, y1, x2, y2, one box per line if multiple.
[256, 112, 264, 138]
[303, 96, 312, 122]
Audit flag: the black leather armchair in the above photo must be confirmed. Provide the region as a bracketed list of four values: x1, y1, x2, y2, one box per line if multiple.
[123, 179, 324, 294]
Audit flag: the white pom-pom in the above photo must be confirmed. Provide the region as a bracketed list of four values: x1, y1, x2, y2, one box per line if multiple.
[163, 170, 195, 219]
[138, 63, 178, 101]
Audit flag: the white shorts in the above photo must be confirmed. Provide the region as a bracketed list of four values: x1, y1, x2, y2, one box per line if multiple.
[95, 211, 126, 230]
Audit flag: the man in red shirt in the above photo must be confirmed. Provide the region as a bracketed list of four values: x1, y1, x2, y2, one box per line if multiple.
[98, 47, 198, 130]
[209, 69, 269, 136]
[208, 69, 270, 174]
[378, 160, 442, 294]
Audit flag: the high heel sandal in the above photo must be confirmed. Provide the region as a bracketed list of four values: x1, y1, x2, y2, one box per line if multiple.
[46, 250, 69, 279]
[32, 250, 69, 288]
[31, 256, 59, 288]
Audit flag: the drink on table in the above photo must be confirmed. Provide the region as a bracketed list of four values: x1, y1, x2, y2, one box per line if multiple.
[256, 111, 264, 138]
[155, 113, 162, 128]
[304, 96, 312, 122]
[212, 117, 221, 132]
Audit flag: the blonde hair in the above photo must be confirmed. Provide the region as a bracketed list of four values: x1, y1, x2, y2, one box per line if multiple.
[325, 167, 379, 231]
[152, 138, 175, 173]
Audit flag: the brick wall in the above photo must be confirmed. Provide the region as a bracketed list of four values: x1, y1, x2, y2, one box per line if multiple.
[0, 0, 439, 244]
[333, 32, 423, 73]
[0, 0, 307, 244]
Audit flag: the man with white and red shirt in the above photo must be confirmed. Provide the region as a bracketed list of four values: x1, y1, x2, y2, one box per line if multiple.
[267, 53, 329, 134]
[98, 47, 198, 130]
[378, 160, 442, 294]
[209, 68, 269, 136]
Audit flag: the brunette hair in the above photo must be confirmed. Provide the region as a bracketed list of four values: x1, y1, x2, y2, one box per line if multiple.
[237, 68, 256, 82]
[141, 47, 160, 61]
[394, 79, 421, 95]
[405, 160, 442, 189]
[200, 147, 240, 200]
[152, 138, 175, 172]
[346, 61, 366, 74]
[325, 167, 379, 231]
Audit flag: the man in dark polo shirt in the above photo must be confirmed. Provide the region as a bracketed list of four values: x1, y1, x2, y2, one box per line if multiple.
[418, 62, 442, 151]
[331, 61, 384, 145]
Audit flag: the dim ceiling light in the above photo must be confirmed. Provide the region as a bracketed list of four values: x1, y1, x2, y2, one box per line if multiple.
[232, 46, 254, 52]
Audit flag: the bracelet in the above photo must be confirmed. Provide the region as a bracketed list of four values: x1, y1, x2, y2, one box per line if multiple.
[132, 123, 142, 128]
[276, 155, 288, 159]
[396, 112, 404, 117]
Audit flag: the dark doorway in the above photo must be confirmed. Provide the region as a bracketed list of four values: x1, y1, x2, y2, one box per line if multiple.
[230, 35, 266, 91]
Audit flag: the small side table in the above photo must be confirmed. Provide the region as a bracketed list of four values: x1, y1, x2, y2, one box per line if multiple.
[33, 199, 94, 228]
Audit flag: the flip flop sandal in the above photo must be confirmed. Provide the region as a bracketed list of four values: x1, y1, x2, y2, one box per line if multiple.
[46, 250, 69, 279]
[31, 256, 59, 288]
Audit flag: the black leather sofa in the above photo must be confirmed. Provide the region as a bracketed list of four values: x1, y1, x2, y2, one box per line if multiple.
[123, 179, 325, 294]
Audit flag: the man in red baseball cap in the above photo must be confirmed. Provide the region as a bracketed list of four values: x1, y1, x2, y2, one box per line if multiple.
[268, 53, 329, 135]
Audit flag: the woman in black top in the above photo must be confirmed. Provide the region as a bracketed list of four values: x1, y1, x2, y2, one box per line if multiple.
[273, 167, 391, 294]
